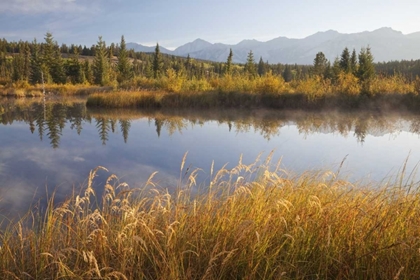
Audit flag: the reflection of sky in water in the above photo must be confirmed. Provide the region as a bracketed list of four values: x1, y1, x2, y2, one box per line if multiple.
[1, 109, 420, 220]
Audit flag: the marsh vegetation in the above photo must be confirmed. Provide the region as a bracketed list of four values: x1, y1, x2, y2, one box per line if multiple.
[1, 158, 420, 279]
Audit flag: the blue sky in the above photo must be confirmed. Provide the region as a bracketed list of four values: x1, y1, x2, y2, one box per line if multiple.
[0, 0, 419, 49]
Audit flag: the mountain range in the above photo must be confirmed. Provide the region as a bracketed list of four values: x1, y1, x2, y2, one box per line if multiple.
[127, 28, 420, 65]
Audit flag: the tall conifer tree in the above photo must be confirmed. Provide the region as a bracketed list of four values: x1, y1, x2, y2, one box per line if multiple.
[339, 47, 351, 73]
[225, 48, 233, 75]
[30, 39, 43, 84]
[244, 50, 256, 77]
[93, 36, 110, 86]
[117, 35, 131, 83]
[153, 43, 162, 79]
[357, 47, 375, 82]
[350, 48, 358, 75]
[313, 52, 329, 77]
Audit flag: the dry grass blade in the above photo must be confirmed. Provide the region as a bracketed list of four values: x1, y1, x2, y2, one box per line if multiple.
[0, 160, 420, 279]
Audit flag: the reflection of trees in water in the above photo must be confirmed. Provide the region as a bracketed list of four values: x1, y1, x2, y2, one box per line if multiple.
[354, 117, 368, 144]
[96, 117, 110, 145]
[119, 120, 131, 143]
[2, 99, 420, 147]
[0, 100, 92, 148]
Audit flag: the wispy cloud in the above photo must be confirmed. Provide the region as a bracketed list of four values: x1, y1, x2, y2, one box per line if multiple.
[0, 0, 90, 14]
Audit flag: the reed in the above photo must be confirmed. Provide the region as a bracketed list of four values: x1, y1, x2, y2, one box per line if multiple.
[1, 157, 420, 279]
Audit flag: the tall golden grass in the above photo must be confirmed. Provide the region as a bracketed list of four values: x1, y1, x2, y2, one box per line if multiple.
[84, 72, 420, 110]
[1, 156, 420, 279]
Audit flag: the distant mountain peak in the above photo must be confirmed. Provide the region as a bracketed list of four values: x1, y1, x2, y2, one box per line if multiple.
[372, 27, 403, 35]
[192, 38, 211, 44]
[319, 29, 339, 34]
[129, 27, 420, 64]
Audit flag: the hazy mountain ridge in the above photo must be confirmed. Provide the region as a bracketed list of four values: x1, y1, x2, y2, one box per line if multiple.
[125, 43, 173, 54]
[127, 28, 420, 64]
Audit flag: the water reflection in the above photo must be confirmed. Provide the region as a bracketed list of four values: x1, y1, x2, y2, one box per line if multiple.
[2, 97, 420, 222]
[0, 98, 417, 148]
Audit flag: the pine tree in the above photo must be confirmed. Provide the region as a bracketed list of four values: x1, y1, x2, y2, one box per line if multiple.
[313, 52, 329, 77]
[331, 57, 341, 82]
[52, 46, 66, 83]
[225, 48, 233, 75]
[12, 43, 25, 82]
[84, 60, 93, 84]
[357, 47, 376, 95]
[350, 48, 358, 75]
[257, 56, 266, 76]
[23, 42, 31, 81]
[43, 32, 65, 84]
[357, 47, 375, 82]
[339, 47, 351, 73]
[65, 48, 85, 84]
[282, 64, 293, 82]
[153, 43, 162, 79]
[30, 39, 43, 84]
[244, 50, 256, 78]
[185, 54, 192, 78]
[117, 35, 131, 83]
[93, 36, 110, 86]
[43, 33, 54, 82]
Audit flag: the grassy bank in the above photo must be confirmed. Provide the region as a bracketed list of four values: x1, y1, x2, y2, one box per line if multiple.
[85, 71, 420, 110]
[86, 88, 420, 111]
[0, 83, 112, 97]
[1, 160, 420, 279]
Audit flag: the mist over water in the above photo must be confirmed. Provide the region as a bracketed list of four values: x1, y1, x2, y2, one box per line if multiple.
[1, 98, 420, 219]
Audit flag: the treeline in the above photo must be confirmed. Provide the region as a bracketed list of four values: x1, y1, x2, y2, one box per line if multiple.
[1, 33, 420, 97]
[0, 33, 311, 87]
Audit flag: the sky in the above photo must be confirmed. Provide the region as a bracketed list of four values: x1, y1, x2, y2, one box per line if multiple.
[0, 0, 419, 49]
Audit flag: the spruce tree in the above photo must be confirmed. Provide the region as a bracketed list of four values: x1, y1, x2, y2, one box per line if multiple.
[339, 47, 351, 73]
[313, 52, 329, 77]
[12, 43, 25, 82]
[244, 50, 256, 78]
[12, 54, 23, 82]
[350, 48, 358, 75]
[257, 56, 266, 76]
[185, 54, 192, 78]
[65, 48, 85, 84]
[331, 57, 341, 82]
[282, 64, 293, 82]
[84, 60, 93, 84]
[30, 39, 43, 84]
[23, 42, 31, 81]
[117, 35, 131, 83]
[43, 32, 65, 84]
[225, 48, 233, 75]
[152, 43, 162, 79]
[93, 36, 110, 86]
[357, 47, 375, 82]
[52, 46, 66, 83]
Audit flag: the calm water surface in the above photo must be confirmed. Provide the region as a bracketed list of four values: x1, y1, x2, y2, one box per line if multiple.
[1, 97, 420, 218]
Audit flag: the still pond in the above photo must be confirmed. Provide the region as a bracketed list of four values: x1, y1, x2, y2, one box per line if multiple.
[1, 97, 420, 219]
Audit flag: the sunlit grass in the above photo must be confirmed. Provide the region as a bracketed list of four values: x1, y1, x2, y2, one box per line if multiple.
[0, 82, 113, 97]
[1, 156, 420, 279]
[85, 73, 420, 110]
